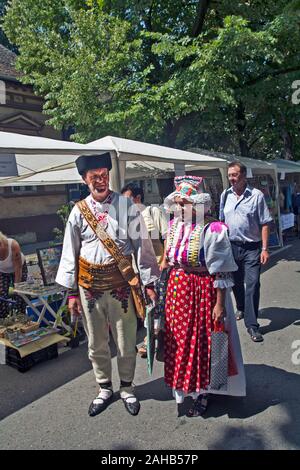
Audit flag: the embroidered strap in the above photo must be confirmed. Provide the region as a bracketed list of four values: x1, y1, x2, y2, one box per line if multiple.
[76, 200, 138, 286]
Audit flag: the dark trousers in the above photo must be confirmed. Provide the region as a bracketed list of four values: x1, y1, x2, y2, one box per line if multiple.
[231, 241, 261, 330]
[0, 263, 28, 318]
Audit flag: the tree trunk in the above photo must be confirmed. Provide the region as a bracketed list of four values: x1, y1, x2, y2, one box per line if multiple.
[236, 102, 250, 157]
[238, 138, 250, 158]
[164, 119, 181, 148]
[191, 0, 211, 37]
[281, 128, 294, 160]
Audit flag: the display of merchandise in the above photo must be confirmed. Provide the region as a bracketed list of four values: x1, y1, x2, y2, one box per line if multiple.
[14, 282, 63, 296]
[7, 326, 60, 348]
[251, 175, 280, 247]
[280, 185, 294, 213]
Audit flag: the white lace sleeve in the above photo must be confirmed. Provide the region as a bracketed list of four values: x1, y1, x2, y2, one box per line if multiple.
[204, 222, 238, 274]
[213, 272, 234, 289]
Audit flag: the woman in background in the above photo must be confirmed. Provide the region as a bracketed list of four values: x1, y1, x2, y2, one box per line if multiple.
[0, 231, 28, 318]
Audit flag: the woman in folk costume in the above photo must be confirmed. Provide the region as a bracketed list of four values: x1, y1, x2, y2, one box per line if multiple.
[161, 175, 246, 416]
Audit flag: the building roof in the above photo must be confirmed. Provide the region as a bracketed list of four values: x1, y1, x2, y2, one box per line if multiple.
[0, 44, 20, 80]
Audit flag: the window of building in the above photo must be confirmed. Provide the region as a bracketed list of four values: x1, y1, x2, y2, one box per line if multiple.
[11, 185, 38, 192]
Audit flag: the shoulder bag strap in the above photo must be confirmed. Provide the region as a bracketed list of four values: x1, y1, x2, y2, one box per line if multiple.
[220, 189, 229, 222]
[76, 199, 138, 286]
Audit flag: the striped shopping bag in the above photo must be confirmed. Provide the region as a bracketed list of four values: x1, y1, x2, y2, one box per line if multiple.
[209, 320, 228, 391]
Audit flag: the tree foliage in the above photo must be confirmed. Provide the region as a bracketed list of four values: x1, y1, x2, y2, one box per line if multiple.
[3, 0, 300, 159]
[0, 0, 13, 49]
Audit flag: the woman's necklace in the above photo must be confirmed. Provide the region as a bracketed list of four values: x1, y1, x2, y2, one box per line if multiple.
[90, 192, 113, 229]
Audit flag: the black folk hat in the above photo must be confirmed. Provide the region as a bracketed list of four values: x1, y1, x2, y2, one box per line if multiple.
[75, 153, 112, 176]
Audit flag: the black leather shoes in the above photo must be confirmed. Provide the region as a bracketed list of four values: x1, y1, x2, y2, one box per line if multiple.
[122, 395, 141, 416]
[88, 393, 113, 417]
[235, 310, 244, 321]
[248, 327, 264, 342]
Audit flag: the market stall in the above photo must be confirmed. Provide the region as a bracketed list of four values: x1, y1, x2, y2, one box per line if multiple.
[272, 159, 300, 239]
[87, 135, 229, 195]
[0, 134, 228, 201]
[13, 283, 70, 332]
[0, 130, 110, 179]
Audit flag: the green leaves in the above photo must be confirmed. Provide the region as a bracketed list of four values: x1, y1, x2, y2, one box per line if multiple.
[2, 0, 300, 158]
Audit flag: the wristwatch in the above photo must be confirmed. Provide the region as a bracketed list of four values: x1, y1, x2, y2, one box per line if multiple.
[262, 247, 269, 251]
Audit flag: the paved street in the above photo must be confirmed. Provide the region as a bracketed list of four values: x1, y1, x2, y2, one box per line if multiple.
[1, 239, 300, 450]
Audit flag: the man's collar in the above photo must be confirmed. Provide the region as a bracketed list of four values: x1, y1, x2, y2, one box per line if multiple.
[89, 191, 114, 204]
[229, 185, 252, 196]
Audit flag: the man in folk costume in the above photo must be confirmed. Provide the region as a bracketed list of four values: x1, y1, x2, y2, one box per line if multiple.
[56, 153, 159, 417]
[161, 176, 246, 416]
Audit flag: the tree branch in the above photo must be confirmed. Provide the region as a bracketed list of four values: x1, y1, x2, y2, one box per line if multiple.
[249, 131, 265, 150]
[144, 0, 155, 32]
[191, 0, 211, 37]
[242, 65, 300, 88]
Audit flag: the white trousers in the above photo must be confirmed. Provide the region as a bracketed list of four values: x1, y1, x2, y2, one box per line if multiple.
[79, 287, 137, 389]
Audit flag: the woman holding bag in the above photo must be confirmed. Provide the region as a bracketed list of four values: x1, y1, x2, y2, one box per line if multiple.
[161, 176, 246, 417]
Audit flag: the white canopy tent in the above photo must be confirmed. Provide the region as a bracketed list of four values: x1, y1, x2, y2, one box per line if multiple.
[272, 158, 300, 177]
[87, 136, 229, 190]
[0, 131, 113, 186]
[0, 134, 228, 191]
[188, 148, 278, 182]
[0, 132, 286, 246]
[0, 161, 177, 187]
[0, 131, 110, 155]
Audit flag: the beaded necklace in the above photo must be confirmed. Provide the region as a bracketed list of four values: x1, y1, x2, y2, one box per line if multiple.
[167, 218, 206, 267]
[90, 192, 114, 229]
[187, 223, 204, 267]
[166, 218, 180, 261]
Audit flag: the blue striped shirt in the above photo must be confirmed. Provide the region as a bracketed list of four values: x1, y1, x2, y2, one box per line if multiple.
[219, 186, 273, 242]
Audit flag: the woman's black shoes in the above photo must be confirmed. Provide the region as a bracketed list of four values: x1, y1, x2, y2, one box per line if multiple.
[187, 394, 209, 417]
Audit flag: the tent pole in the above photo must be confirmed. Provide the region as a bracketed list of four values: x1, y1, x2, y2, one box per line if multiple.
[109, 151, 121, 192]
[118, 160, 126, 189]
[174, 163, 185, 176]
[274, 170, 284, 247]
[219, 167, 229, 190]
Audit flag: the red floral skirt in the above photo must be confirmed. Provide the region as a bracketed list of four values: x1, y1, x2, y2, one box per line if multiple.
[164, 268, 216, 394]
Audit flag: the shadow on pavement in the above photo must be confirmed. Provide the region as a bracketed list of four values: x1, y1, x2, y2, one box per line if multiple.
[135, 377, 173, 402]
[259, 307, 300, 335]
[208, 424, 267, 450]
[262, 238, 300, 273]
[202, 364, 300, 449]
[0, 326, 146, 421]
[0, 343, 92, 421]
[134, 362, 300, 449]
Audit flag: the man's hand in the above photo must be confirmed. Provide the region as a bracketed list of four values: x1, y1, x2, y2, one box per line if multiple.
[212, 303, 225, 322]
[68, 297, 83, 317]
[145, 287, 157, 303]
[260, 250, 270, 265]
